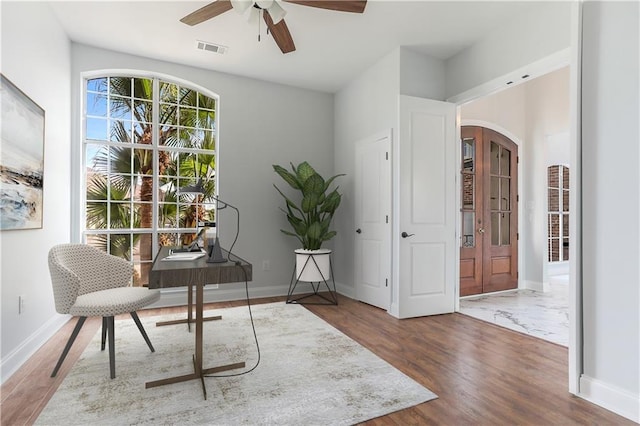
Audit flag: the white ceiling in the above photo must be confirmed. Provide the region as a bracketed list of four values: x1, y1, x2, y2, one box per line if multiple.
[49, 0, 538, 93]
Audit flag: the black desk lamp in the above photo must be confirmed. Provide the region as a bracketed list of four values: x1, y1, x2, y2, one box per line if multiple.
[180, 179, 239, 264]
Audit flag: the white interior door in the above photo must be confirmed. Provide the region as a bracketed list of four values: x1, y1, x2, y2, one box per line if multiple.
[355, 131, 392, 310]
[397, 95, 457, 318]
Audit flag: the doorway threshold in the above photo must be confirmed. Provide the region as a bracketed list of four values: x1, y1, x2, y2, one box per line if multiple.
[459, 283, 568, 346]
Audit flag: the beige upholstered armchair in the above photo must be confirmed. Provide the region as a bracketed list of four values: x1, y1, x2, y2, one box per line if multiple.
[48, 244, 161, 379]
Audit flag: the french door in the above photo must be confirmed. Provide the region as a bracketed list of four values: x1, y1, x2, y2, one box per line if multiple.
[460, 126, 518, 296]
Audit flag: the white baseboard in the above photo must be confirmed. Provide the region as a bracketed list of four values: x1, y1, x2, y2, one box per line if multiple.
[388, 303, 400, 318]
[579, 375, 640, 423]
[146, 281, 351, 310]
[523, 280, 550, 293]
[1, 313, 71, 384]
[335, 281, 355, 299]
[147, 283, 293, 308]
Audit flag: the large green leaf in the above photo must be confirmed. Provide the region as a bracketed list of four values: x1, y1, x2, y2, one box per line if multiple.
[302, 173, 325, 197]
[295, 162, 316, 184]
[307, 221, 322, 240]
[273, 165, 302, 190]
[321, 231, 337, 241]
[289, 216, 307, 236]
[301, 193, 320, 213]
[323, 174, 346, 193]
[321, 189, 342, 214]
[320, 216, 331, 233]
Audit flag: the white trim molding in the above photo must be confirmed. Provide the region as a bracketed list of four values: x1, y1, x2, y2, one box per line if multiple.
[579, 375, 640, 423]
[148, 282, 356, 309]
[447, 48, 570, 105]
[523, 280, 550, 293]
[1, 314, 70, 384]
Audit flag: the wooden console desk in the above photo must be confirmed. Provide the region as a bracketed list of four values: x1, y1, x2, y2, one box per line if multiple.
[145, 246, 252, 399]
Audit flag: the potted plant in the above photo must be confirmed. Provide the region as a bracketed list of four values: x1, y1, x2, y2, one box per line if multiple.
[273, 161, 344, 282]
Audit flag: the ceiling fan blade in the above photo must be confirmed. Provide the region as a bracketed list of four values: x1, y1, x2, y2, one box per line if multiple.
[180, 0, 234, 26]
[283, 0, 366, 13]
[263, 13, 296, 54]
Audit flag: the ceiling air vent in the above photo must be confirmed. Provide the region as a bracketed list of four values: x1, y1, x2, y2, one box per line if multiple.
[196, 40, 228, 55]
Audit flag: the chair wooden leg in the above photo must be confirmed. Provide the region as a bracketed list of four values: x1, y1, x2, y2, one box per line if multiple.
[130, 312, 155, 352]
[101, 317, 107, 351]
[107, 316, 115, 379]
[51, 316, 87, 378]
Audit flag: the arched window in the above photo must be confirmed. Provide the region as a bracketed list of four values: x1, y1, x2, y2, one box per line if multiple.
[547, 165, 569, 262]
[82, 75, 219, 286]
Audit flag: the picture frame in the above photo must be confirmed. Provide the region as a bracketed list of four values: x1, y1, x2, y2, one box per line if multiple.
[0, 74, 45, 231]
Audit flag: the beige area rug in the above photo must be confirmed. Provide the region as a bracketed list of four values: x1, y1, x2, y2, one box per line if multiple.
[36, 302, 436, 425]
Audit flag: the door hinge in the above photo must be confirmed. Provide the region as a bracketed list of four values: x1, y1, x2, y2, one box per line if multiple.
[517, 194, 519, 202]
[517, 156, 519, 164]
[385, 278, 388, 287]
[386, 215, 389, 223]
[385, 151, 389, 160]
[517, 232, 519, 240]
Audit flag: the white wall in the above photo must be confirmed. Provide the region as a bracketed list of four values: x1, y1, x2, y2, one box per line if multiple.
[523, 68, 570, 286]
[545, 132, 570, 167]
[400, 48, 446, 100]
[0, 2, 72, 382]
[70, 43, 334, 304]
[333, 48, 400, 298]
[333, 47, 446, 302]
[460, 84, 527, 142]
[445, 1, 571, 100]
[580, 1, 639, 421]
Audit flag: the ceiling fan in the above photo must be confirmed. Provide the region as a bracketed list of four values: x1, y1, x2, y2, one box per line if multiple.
[180, 0, 367, 54]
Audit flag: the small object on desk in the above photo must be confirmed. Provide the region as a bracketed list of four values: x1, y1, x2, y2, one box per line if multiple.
[170, 228, 208, 253]
[206, 226, 227, 263]
[170, 246, 203, 253]
[162, 252, 206, 261]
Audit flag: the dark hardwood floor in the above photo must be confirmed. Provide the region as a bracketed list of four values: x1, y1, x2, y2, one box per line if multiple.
[0, 295, 632, 425]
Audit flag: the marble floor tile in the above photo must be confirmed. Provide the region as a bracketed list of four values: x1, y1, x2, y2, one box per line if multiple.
[459, 281, 569, 346]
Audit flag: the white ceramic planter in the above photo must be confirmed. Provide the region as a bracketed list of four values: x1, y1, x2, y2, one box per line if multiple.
[295, 248, 332, 282]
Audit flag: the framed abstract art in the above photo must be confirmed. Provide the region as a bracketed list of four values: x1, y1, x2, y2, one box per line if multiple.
[0, 74, 45, 230]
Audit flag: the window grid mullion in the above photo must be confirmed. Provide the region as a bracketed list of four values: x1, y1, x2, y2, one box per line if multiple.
[152, 77, 160, 257]
[82, 74, 219, 285]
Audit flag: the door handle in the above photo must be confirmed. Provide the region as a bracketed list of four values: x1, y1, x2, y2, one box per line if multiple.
[401, 232, 415, 238]
[477, 228, 485, 234]
[356, 228, 362, 234]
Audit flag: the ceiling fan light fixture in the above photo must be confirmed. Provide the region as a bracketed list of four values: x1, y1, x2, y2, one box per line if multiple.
[266, 1, 286, 24]
[255, 0, 274, 9]
[246, 6, 261, 25]
[230, 0, 253, 14]
[180, 0, 367, 55]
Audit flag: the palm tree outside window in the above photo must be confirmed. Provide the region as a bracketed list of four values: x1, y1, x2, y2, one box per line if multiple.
[83, 75, 219, 286]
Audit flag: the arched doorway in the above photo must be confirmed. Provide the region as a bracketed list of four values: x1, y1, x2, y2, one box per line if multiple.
[460, 126, 518, 296]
